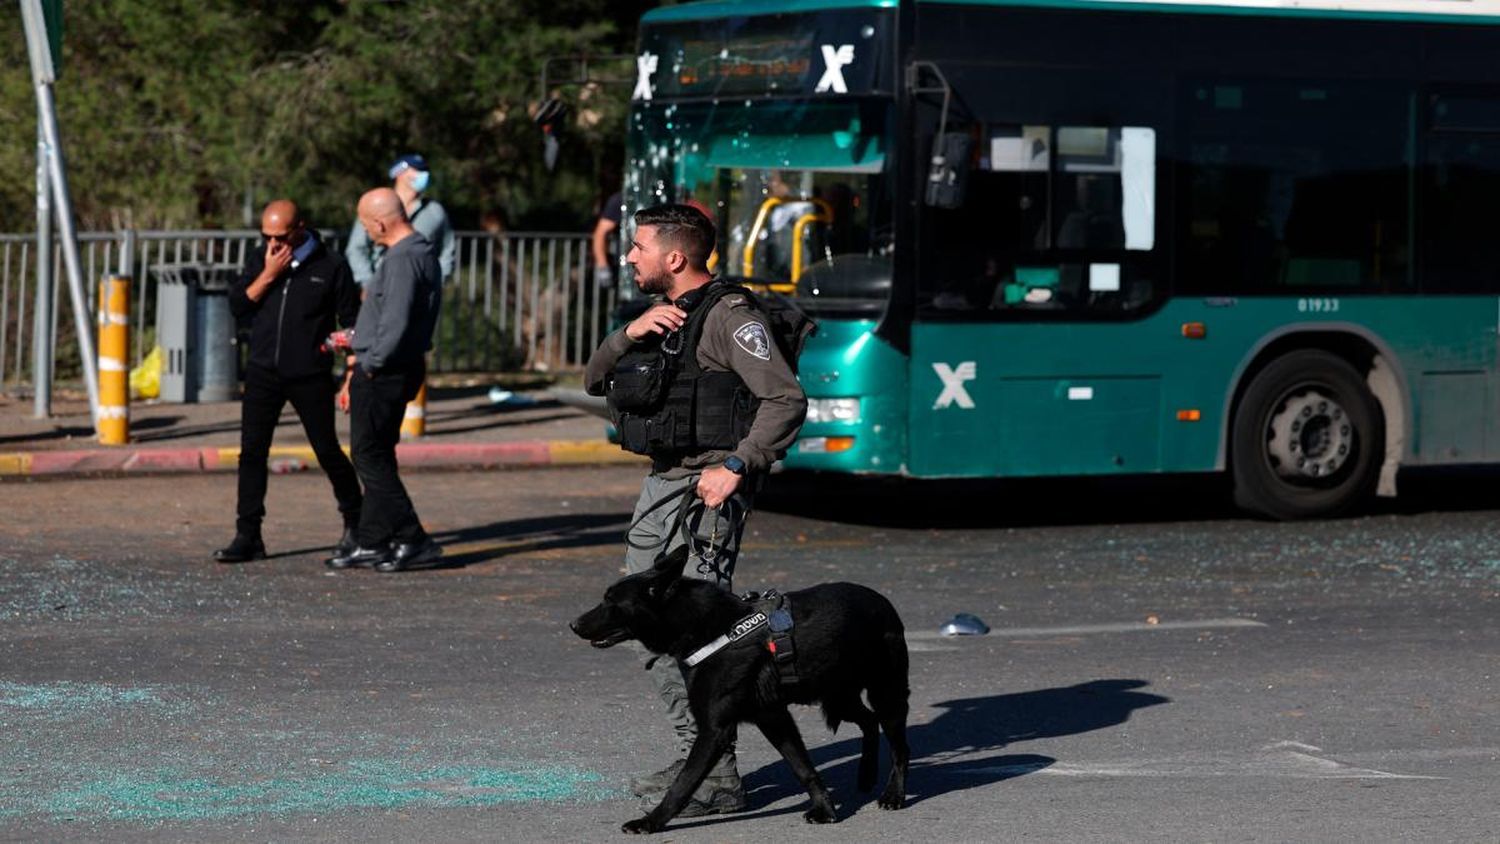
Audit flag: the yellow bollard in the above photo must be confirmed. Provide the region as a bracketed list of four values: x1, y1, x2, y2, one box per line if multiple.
[400, 381, 427, 440]
[96, 275, 131, 444]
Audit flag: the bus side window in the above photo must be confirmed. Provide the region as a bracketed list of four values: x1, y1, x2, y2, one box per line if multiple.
[1179, 80, 1410, 295]
[919, 123, 1158, 316]
[1423, 94, 1500, 293]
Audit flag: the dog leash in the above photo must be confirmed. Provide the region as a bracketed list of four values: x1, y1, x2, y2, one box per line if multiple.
[624, 475, 746, 582]
[688, 495, 747, 581]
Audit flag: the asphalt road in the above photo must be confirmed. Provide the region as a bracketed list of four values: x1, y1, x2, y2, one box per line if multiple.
[1, 466, 1496, 842]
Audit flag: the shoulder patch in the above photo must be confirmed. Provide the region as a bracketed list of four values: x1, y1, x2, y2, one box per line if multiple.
[722, 294, 748, 308]
[733, 321, 773, 361]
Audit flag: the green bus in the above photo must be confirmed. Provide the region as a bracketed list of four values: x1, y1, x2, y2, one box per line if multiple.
[619, 0, 1500, 519]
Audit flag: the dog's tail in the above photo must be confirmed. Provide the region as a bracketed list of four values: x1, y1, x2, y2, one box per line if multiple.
[883, 628, 910, 700]
[863, 627, 911, 723]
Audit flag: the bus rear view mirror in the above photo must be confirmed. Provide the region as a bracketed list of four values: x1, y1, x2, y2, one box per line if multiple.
[926, 133, 972, 208]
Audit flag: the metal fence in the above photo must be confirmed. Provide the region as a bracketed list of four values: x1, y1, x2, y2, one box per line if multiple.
[0, 229, 608, 391]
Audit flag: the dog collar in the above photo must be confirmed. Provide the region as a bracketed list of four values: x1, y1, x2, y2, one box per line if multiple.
[683, 610, 768, 667]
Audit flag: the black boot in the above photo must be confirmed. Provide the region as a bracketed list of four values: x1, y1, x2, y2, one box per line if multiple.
[214, 534, 266, 564]
[333, 526, 358, 558]
[325, 543, 390, 570]
[375, 537, 442, 573]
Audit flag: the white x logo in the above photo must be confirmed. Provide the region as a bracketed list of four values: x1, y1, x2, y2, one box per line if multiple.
[933, 362, 977, 410]
[633, 52, 659, 101]
[814, 44, 855, 94]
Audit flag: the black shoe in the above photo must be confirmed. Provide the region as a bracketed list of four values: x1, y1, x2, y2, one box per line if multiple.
[374, 537, 442, 573]
[214, 534, 266, 564]
[333, 526, 358, 558]
[325, 543, 390, 570]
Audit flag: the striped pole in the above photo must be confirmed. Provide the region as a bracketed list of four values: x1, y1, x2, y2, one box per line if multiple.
[400, 381, 427, 440]
[96, 274, 130, 444]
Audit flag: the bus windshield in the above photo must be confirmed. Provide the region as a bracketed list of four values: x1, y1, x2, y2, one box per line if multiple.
[623, 99, 893, 316]
[719, 166, 892, 314]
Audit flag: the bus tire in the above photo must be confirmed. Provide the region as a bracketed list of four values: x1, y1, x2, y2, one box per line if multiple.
[1231, 349, 1383, 520]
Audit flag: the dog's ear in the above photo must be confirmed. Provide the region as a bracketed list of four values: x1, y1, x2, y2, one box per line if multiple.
[650, 545, 691, 581]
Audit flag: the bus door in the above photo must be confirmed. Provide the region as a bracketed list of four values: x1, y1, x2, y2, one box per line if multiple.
[1422, 92, 1500, 462]
[907, 125, 1170, 478]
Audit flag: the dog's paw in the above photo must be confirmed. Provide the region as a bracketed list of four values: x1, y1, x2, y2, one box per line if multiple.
[803, 805, 839, 824]
[621, 816, 660, 834]
[877, 789, 906, 810]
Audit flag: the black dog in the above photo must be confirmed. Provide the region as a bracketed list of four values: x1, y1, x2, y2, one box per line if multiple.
[570, 545, 910, 833]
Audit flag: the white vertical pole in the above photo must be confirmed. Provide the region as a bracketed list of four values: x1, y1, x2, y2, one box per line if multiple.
[20, 0, 100, 426]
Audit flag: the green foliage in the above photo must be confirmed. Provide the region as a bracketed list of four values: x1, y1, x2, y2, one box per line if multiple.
[0, 0, 657, 233]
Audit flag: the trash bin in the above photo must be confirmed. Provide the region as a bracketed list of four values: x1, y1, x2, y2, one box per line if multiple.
[152, 263, 240, 403]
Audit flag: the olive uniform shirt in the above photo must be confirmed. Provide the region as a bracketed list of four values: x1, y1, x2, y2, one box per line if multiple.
[585, 287, 807, 477]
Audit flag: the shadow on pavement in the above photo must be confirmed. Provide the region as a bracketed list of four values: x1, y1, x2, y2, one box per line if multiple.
[730, 679, 1169, 817]
[423, 512, 631, 569]
[426, 412, 580, 438]
[131, 417, 245, 443]
[0, 424, 101, 446]
[401, 392, 579, 438]
[262, 544, 336, 561]
[758, 472, 1239, 528]
[759, 466, 1500, 529]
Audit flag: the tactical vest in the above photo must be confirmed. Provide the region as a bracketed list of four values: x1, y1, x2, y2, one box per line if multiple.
[606, 282, 759, 458]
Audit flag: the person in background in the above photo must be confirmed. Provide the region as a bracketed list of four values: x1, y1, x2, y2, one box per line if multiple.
[346, 154, 456, 285]
[215, 199, 362, 564]
[589, 188, 624, 344]
[591, 188, 624, 291]
[326, 189, 444, 573]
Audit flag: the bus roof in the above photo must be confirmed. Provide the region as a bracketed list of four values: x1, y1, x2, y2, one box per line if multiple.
[643, 0, 1500, 25]
[643, 0, 896, 24]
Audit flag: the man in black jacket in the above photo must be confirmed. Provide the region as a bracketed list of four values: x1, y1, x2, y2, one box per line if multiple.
[214, 199, 363, 563]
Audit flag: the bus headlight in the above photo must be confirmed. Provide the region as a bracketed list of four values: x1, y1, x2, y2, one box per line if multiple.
[805, 398, 861, 424]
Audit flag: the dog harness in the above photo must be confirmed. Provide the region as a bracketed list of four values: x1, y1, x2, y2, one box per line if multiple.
[682, 590, 799, 685]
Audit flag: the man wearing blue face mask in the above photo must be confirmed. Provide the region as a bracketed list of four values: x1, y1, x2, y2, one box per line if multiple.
[345, 154, 456, 285]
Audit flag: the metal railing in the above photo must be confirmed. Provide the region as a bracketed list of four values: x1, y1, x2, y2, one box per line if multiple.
[0, 229, 609, 391]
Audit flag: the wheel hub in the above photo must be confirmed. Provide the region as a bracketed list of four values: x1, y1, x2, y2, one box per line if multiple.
[1266, 390, 1353, 480]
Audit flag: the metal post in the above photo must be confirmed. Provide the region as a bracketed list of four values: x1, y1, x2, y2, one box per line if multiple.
[118, 228, 138, 363]
[117, 229, 135, 283]
[31, 119, 52, 418]
[21, 0, 100, 426]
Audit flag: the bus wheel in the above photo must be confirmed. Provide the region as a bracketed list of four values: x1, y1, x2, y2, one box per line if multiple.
[1231, 350, 1383, 520]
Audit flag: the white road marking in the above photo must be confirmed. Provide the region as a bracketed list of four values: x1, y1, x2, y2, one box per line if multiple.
[905, 641, 959, 653]
[952, 741, 1444, 780]
[907, 617, 1266, 641]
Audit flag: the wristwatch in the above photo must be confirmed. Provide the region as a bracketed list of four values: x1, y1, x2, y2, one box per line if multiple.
[722, 455, 747, 476]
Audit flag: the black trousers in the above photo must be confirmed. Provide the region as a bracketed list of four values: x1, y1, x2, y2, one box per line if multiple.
[237, 366, 362, 537]
[349, 361, 428, 548]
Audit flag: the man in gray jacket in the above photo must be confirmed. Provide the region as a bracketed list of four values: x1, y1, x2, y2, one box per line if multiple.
[327, 188, 444, 573]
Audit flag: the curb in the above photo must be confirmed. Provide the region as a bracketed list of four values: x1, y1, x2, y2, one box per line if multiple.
[0, 439, 645, 479]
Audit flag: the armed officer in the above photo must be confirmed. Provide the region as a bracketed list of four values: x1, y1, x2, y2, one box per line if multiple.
[584, 203, 807, 817]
